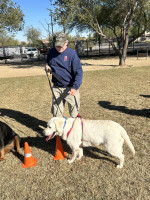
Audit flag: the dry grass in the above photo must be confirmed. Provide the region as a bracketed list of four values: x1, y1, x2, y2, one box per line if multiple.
[0, 63, 150, 199]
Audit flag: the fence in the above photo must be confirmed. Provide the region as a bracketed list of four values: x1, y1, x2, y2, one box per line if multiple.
[136, 49, 149, 59]
[0, 40, 150, 63]
[70, 40, 150, 57]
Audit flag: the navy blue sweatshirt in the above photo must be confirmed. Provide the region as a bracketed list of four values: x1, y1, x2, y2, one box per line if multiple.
[46, 47, 83, 90]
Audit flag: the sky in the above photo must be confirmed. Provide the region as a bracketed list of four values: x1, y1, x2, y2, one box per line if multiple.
[12, 0, 60, 42]
[12, 0, 89, 42]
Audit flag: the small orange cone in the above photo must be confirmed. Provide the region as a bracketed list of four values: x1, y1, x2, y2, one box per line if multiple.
[53, 136, 67, 160]
[22, 142, 37, 168]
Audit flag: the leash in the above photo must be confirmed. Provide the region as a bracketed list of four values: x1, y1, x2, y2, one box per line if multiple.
[74, 96, 80, 115]
[66, 117, 83, 142]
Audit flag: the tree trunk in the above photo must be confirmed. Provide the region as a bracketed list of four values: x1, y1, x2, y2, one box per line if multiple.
[119, 31, 129, 66]
[119, 54, 126, 66]
[119, 46, 128, 66]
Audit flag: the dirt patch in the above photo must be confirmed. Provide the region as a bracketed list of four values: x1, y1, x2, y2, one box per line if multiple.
[0, 56, 149, 78]
[81, 56, 150, 70]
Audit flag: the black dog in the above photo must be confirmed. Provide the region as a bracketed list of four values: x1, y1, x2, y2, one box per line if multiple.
[0, 121, 20, 161]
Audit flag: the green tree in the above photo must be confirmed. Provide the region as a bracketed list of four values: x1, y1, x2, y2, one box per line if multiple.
[20, 41, 26, 46]
[50, 0, 150, 66]
[32, 39, 45, 48]
[24, 26, 42, 44]
[0, 29, 20, 46]
[0, 0, 24, 32]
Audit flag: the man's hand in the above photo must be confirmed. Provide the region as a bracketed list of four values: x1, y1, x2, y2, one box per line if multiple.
[45, 64, 52, 73]
[68, 88, 77, 96]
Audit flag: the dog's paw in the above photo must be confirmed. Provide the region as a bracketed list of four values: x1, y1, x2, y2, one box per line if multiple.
[4, 149, 10, 154]
[76, 157, 81, 160]
[0, 158, 5, 161]
[116, 164, 123, 169]
[67, 159, 73, 164]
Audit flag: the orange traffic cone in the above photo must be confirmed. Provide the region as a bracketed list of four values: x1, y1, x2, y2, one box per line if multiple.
[22, 142, 37, 168]
[53, 136, 67, 160]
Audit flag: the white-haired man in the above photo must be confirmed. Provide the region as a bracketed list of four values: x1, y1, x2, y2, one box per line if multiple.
[46, 32, 83, 118]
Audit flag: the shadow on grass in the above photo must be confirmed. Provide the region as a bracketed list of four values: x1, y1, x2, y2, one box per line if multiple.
[83, 146, 118, 166]
[61, 142, 118, 166]
[140, 94, 150, 98]
[0, 108, 47, 134]
[12, 138, 117, 166]
[98, 101, 150, 118]
[11, 136, 56, 163]
[9, 61, 44, 69]
[0, 58, 45, 68]
[10, 136, 118, 166]
[81, 62, 118, 67]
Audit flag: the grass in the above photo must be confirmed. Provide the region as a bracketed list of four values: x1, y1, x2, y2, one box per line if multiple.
[0, 66, 150, 200]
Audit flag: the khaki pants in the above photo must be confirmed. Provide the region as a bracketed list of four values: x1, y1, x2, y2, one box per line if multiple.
[52, 86, 80, 118]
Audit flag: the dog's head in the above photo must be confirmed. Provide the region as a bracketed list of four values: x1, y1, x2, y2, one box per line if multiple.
[43, 117, 64, 141]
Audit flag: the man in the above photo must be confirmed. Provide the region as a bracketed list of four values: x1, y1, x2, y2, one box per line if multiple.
[46, 32, 83, 118]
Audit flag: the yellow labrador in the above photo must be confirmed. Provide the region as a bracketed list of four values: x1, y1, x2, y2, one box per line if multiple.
[43, 117, 135, 168]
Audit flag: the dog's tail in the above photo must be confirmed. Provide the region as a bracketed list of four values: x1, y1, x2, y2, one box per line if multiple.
[120, 128, 135, 155]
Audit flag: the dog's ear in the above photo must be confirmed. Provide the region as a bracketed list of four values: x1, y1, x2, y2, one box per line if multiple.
[55, 119, 64, 133]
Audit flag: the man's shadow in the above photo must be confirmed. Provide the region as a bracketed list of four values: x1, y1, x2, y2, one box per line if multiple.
[0, 108, 47, 133]
[140, 94, 150, 98]
[98, 101, 150, 118]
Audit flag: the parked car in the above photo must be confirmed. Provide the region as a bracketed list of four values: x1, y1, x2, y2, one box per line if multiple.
[24, 48, 40, 58]
[38, 47, 48, 54]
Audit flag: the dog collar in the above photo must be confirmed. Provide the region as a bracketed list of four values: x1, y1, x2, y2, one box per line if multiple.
[63, 117, 67, 129]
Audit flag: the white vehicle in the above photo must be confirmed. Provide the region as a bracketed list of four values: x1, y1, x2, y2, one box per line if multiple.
[25, 48, 40, 58]
[0, 47, 14, 60]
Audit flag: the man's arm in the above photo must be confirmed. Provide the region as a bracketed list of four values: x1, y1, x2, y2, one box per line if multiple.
[71, 53, 83, 90]
[68, 52, 83, 96]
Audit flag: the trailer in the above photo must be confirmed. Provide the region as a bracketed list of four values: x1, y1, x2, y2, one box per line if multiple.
[0, 47, 15, 60]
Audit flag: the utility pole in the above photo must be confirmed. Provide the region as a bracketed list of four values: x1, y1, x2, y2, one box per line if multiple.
[50, 11, 55, 47]
[50, 12, 54, 35]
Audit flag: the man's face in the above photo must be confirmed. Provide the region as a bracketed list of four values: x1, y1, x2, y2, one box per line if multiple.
[55, 41, 68, 53]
